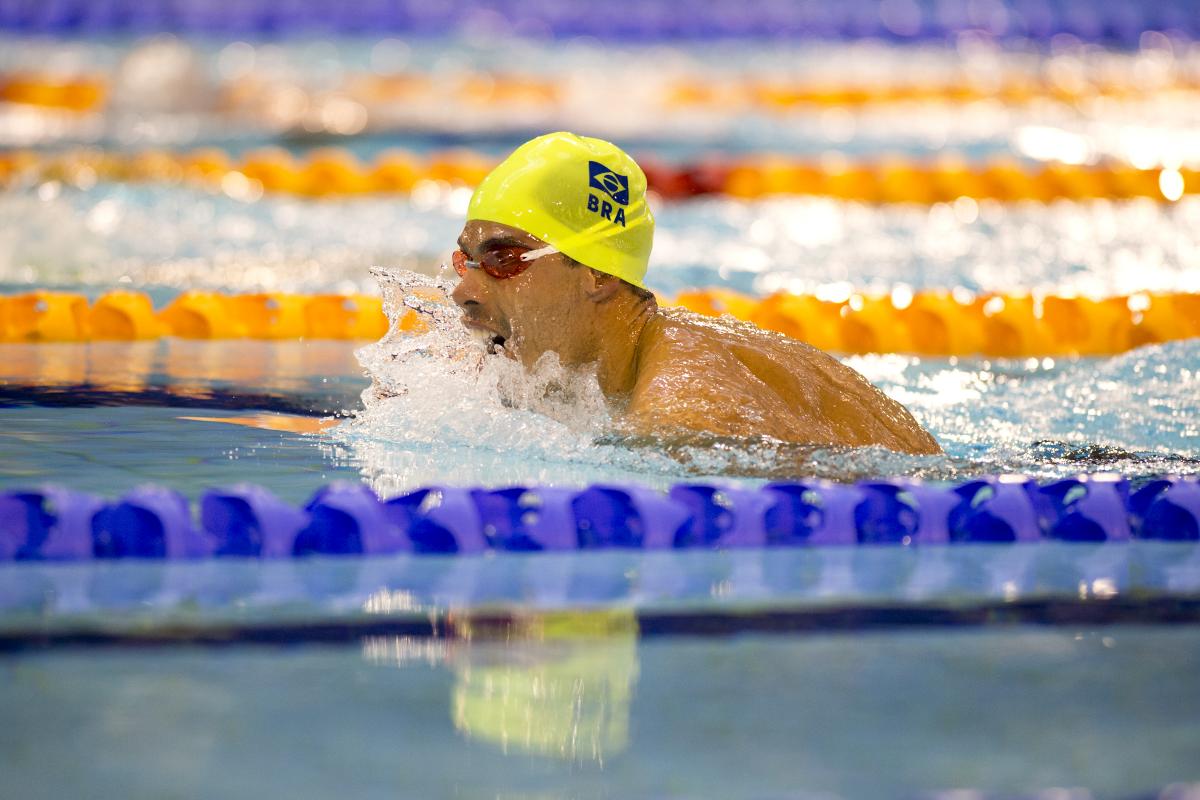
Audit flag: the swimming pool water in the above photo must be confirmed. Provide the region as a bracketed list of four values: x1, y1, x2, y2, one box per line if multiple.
[2, 336, 1195, 501]
[3, 626, 1199, 799]
[4, 34, 1199, 163]
[2, 180, 1198, 497]
[4, 30, 1200, 799]
[5, 183, 1199, 299]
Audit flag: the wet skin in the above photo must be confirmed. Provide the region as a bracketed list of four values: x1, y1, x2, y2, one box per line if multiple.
[452, 220, 941, 455]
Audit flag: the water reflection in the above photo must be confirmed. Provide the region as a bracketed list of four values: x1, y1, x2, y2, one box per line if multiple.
[363, 610, 639, 764]
[0, 339, 363, 413]
[12, 545, 1196, 617]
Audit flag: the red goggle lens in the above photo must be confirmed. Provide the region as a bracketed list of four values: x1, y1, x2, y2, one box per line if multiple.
[452, 247, 535, 280]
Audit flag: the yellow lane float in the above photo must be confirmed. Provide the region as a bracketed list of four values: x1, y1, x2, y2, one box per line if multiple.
[3, 148, 1197, 204]
[2, 288, 1195, 357]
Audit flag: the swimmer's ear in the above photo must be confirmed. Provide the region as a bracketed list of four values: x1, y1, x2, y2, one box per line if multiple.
[583, 268, 623, 304]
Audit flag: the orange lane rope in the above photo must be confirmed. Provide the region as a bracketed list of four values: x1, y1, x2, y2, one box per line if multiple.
[2, 147, 1197, 203]
[346, 68, 1200, 110]
[2, 288, 1196, 357]
[6, 66, 1199, 114]
[671, 287, 1200, 358]
[0, 73, 107, 112]
[0, 290, 395, 342]
[672, 73, 1200, 109]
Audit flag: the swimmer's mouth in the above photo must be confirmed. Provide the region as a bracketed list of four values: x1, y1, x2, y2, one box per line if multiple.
[463, 317, 508, 354]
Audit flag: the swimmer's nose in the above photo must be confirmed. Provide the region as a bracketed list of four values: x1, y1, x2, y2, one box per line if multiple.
[451, 268, 487, 309]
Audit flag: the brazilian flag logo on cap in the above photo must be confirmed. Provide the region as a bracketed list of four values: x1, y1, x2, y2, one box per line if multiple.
[588, 161, 629, 205]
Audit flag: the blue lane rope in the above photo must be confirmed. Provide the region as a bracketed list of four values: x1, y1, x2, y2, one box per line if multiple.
[0, 0, 1193, 44]
[2, 475, 1198, 561]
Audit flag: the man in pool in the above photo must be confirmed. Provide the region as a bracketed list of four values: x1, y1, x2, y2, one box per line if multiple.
[451, 132, 941, 455]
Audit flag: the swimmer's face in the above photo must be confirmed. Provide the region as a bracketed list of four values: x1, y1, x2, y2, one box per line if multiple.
[451, 220, 597, 369]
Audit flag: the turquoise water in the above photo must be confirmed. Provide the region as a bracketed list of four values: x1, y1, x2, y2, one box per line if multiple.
[2, 330, 1197, 795]
[3, 35, 1200, 800]
[2, 337, 1196, 500]
[3, 626, 1199, 799]
[5, 183, 1199, 299]
[2, 543, 1197, 618]
[0, 340, 364, 499]
[3, 178, 1199, 800]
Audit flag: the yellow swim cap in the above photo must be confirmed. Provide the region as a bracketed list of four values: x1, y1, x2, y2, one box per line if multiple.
[467, 132, 654, 289]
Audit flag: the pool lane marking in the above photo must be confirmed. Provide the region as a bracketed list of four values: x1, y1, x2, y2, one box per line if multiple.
[0, 384, 343, 417]
[2, 595, 1200, 651]
[178, 413, 339, 434]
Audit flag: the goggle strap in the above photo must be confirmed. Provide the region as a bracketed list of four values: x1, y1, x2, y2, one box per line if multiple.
[519, 245, 558, 262]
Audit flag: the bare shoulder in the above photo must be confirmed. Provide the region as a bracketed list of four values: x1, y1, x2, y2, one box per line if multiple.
[624, 312, 762, 435]
[624, 309, 941, 454]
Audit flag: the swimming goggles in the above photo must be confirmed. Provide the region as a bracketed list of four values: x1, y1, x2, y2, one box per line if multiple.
[452, 245, 558, 280]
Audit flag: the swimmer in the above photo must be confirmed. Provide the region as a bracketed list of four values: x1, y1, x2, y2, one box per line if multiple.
[451, 132, 941, 455]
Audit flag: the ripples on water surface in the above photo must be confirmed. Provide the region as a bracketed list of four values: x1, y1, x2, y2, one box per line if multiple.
[0, 158, 1197, 496]
[4, 32, 1200, 800]
[4, 182, 1199, 298]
